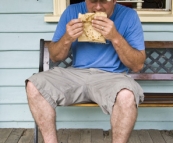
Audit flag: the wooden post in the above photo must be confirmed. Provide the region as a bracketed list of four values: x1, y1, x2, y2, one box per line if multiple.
[136, 0, 143, 9]
[53, 0, 58, 15]
[66, 0, 70, 6]
[53, 0, 66, 16]
[170, 0, 173, 15]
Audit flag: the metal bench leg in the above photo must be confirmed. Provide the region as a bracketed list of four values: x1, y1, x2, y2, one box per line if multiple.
[34, 122, 38, 143]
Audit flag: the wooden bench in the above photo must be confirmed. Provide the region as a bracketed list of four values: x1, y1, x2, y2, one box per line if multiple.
[34, 39, 173, 143]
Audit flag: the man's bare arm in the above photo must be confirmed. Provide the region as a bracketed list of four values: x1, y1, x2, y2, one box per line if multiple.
[111, 34, 146, 72]
[48, 19, 83, 62]
[48, 36, 72, 63]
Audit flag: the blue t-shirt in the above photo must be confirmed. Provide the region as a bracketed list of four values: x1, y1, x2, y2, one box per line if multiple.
[52, 2, 145, 73]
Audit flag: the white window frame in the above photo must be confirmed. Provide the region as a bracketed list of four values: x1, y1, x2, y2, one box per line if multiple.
[44, 0, 173, 22]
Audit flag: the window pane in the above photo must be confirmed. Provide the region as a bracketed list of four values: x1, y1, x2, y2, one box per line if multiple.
[70, 0, 84, 4]
[142, 0, 166, 9]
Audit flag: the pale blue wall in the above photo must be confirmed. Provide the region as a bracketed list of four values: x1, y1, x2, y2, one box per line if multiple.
[0, 0, 173, 130]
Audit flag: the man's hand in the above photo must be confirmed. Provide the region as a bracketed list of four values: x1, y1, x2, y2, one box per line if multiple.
[65, 19, 83, 42]
[92, 16, 118, 41]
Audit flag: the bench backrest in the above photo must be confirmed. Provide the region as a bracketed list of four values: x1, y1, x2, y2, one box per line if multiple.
[40, 39, 173, 81]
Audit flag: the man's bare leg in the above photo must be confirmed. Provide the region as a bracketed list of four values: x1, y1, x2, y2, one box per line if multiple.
[26, 81, 58, 143]
[111, 89, 137, 143]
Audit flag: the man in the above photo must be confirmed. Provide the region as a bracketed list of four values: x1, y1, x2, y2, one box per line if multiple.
[26, 0, 146, 143]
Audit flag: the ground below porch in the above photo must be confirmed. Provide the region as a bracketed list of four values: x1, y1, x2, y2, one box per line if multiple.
[0, 128, 173, 143]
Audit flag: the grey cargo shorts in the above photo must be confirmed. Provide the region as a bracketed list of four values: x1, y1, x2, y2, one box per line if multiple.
[26, 67, 144, 114]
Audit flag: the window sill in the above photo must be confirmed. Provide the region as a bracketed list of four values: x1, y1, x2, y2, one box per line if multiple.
[139, 14, 173, 22]
[44, 14, 173, 23]
[44, 14, 60, 22]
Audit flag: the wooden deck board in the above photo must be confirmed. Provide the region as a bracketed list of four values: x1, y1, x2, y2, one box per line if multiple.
[137, 130, 153, 143]
[148, 129, 166, 143]
[57, 129, 69, 143]
[160, 130, 173, 143]
[5, 129, 25, 143]
[0, 128, 13, 143]
[1, 129, 173, 143]
[68, 129, 81, 143]
[128, 130, 141, 143]
[91, 129, 104, 143]
[103, 130, 112, 143]
[80, 129, 91, 143]
[18, 129, 33, 143]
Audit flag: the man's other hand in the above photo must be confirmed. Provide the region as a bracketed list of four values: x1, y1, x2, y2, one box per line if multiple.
[65, 19, 83, 42]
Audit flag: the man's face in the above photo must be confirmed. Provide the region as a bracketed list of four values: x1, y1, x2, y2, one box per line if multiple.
[85, 0, 116, 18]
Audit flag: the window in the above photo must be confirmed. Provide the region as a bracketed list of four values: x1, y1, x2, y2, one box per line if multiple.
[44, 0, 173, 22]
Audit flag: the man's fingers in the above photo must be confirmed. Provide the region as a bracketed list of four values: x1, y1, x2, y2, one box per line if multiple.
[94, 16, 107, 21]
[67, 19, 83, 32]
[68, 19, 82, 26]
[67, 26, 83, 37]
[92, 16, 108, 30]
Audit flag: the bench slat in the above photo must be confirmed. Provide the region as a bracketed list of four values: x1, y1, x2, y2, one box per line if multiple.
[130, 74, 173, 80]
[71, 103, 173, 107]
[145, 41, 173, 48]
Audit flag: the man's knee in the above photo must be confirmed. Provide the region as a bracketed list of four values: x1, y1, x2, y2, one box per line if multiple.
[116, 89, 136, 107]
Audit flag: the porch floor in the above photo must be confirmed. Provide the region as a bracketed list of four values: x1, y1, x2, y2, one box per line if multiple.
[0, 128, 173, 143]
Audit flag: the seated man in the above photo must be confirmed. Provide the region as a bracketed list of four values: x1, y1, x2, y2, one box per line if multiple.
[26, 0, 146, 143]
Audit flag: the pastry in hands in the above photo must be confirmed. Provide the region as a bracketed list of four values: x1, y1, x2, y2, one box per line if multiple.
[78, 12, 107, 43]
